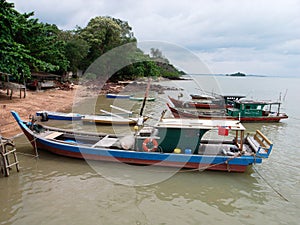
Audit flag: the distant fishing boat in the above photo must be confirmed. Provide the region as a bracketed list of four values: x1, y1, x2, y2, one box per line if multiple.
[167, 103, 235, 120]
[168, 95, 245, 109]
[168, 96, 225, 109]
[106, 93, 131, 99]
[190, 94, 216, 100]
[129, 96, 156, 101]
[167, 98, 288, 122]
[226, 99, 288, 122]
[12, 110, 274, 172]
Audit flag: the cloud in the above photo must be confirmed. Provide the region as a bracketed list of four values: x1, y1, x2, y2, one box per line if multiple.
[9, 0, 300, 76]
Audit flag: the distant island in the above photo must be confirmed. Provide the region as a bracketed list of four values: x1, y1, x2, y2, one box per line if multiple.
[226, 72, 246, 77]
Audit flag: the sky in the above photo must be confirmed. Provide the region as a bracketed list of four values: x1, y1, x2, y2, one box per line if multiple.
[9, 0, 300, 76]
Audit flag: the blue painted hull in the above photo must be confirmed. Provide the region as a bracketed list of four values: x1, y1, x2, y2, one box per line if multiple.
[36, 111, 82, 121]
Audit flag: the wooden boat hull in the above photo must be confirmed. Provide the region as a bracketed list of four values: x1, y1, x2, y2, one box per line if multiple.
[167, 104, 288, 122]
[11, 111, 271, 173]
[168, 96, 226, 109]
[106, 94, 131, 99]
[240, 116, 288, 123]
[129, 97, 156, 101]
[167, 104, 235, 120]
[36, 111, 82, 121]
[190, 94, 215, 100]
[19, 126, 253, 172]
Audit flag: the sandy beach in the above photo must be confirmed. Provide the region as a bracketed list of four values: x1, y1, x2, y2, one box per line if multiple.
[0, 86, 80, 138]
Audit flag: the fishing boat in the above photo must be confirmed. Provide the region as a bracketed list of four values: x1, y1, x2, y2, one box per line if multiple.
[167, 103, 235, 120]
[226, 99, 288, 122]
[168, 96, 226, 109]
[222, 95, 246, 107]
[106, 93, 131, 99]
[168, 98, 288, 122]
[11, 111, 273, 172]
[168, 95, 246, 110]
[129, 96, 156, 101]
[36, 111, 83, 121]
[190, 94, 216, 100]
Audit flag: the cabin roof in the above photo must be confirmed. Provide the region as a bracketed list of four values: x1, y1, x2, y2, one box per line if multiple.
[155, 118, 245, 130]
[221, 95, 246, 99]
[236, 99, 281, 105]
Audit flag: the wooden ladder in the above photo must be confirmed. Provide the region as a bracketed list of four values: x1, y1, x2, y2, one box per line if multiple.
[1, 137, 20, 177]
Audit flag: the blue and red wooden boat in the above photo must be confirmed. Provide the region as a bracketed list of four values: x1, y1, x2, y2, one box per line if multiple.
[11, 111, 273, 172]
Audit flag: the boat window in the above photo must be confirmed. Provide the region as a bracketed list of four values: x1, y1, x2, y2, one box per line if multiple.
[257, 105, 262, 110]
[245, 105, 250, 109]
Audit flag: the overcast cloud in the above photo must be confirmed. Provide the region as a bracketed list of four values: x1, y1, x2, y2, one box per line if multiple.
[9, 0, 300, 76]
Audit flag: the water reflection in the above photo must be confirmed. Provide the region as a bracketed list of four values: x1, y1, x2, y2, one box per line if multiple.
[136, 170, 266, 215]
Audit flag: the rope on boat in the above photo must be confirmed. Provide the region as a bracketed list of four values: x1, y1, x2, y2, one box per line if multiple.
[252, 165, 289, 202]
[15, 135, 39, 158]
[17, 152, 39, 158]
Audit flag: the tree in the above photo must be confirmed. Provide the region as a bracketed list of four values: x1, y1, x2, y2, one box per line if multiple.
[79, 16, 136, 70]
[0, 0, 69, 80]
[65, 38, 89, 74]
[0, 0, 34, 79]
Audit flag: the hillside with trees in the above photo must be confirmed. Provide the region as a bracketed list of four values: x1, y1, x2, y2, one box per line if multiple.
[0, 0, 184, 83]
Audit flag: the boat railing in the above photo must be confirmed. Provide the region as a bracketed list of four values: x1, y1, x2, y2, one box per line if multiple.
[247, 130, 273, 158]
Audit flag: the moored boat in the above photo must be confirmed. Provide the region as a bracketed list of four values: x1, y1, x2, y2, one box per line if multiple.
[190, 94, 216, 100]
[168, 96, 225, 109]
[106, 93, 131, 99]
[36, 111, 83, 121]
[12, 111, 273, 172]
[226, 99, 288, 122]
[129, 96, 156, 101]
[167, 103, 236, 120]
[167, 98, 288, 122]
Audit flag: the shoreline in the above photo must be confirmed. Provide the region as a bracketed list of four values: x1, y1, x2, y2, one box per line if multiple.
[0, 79, 181, 138]
[0, 86, 80, 138]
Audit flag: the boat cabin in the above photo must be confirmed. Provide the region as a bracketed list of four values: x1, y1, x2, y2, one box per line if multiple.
[221, 95, 246, 107]
[136, 118, 245, 154]
[226, 99, 282, 117]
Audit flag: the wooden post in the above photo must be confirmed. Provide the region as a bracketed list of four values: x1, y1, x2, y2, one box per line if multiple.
[235, 130, 239, 146]
[240, 130, 244, 151]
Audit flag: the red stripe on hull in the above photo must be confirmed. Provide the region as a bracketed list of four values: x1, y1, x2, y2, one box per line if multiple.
[240, 117, 284, 123]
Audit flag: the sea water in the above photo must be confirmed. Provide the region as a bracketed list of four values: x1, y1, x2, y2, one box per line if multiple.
[1, 75, 299, 225]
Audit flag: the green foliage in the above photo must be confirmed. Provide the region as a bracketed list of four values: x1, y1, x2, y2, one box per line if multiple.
[0, 0, 69, 80]
[65, 38, 89, 73]
[78, 16, 137, 70]
[0, 0, 32, 79]
[0, 1, 183, 82]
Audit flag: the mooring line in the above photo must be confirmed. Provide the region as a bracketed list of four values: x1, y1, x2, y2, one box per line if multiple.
[253, 166, 289, 202]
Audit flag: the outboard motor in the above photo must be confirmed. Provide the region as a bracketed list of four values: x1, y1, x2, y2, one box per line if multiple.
[40, 112, 49, 122]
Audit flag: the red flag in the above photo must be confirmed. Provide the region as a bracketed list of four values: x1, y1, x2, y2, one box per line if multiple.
[218, 126, 229, 136]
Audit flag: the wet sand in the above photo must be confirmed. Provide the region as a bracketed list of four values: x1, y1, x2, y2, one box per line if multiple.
[0, 86, 80, 138]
